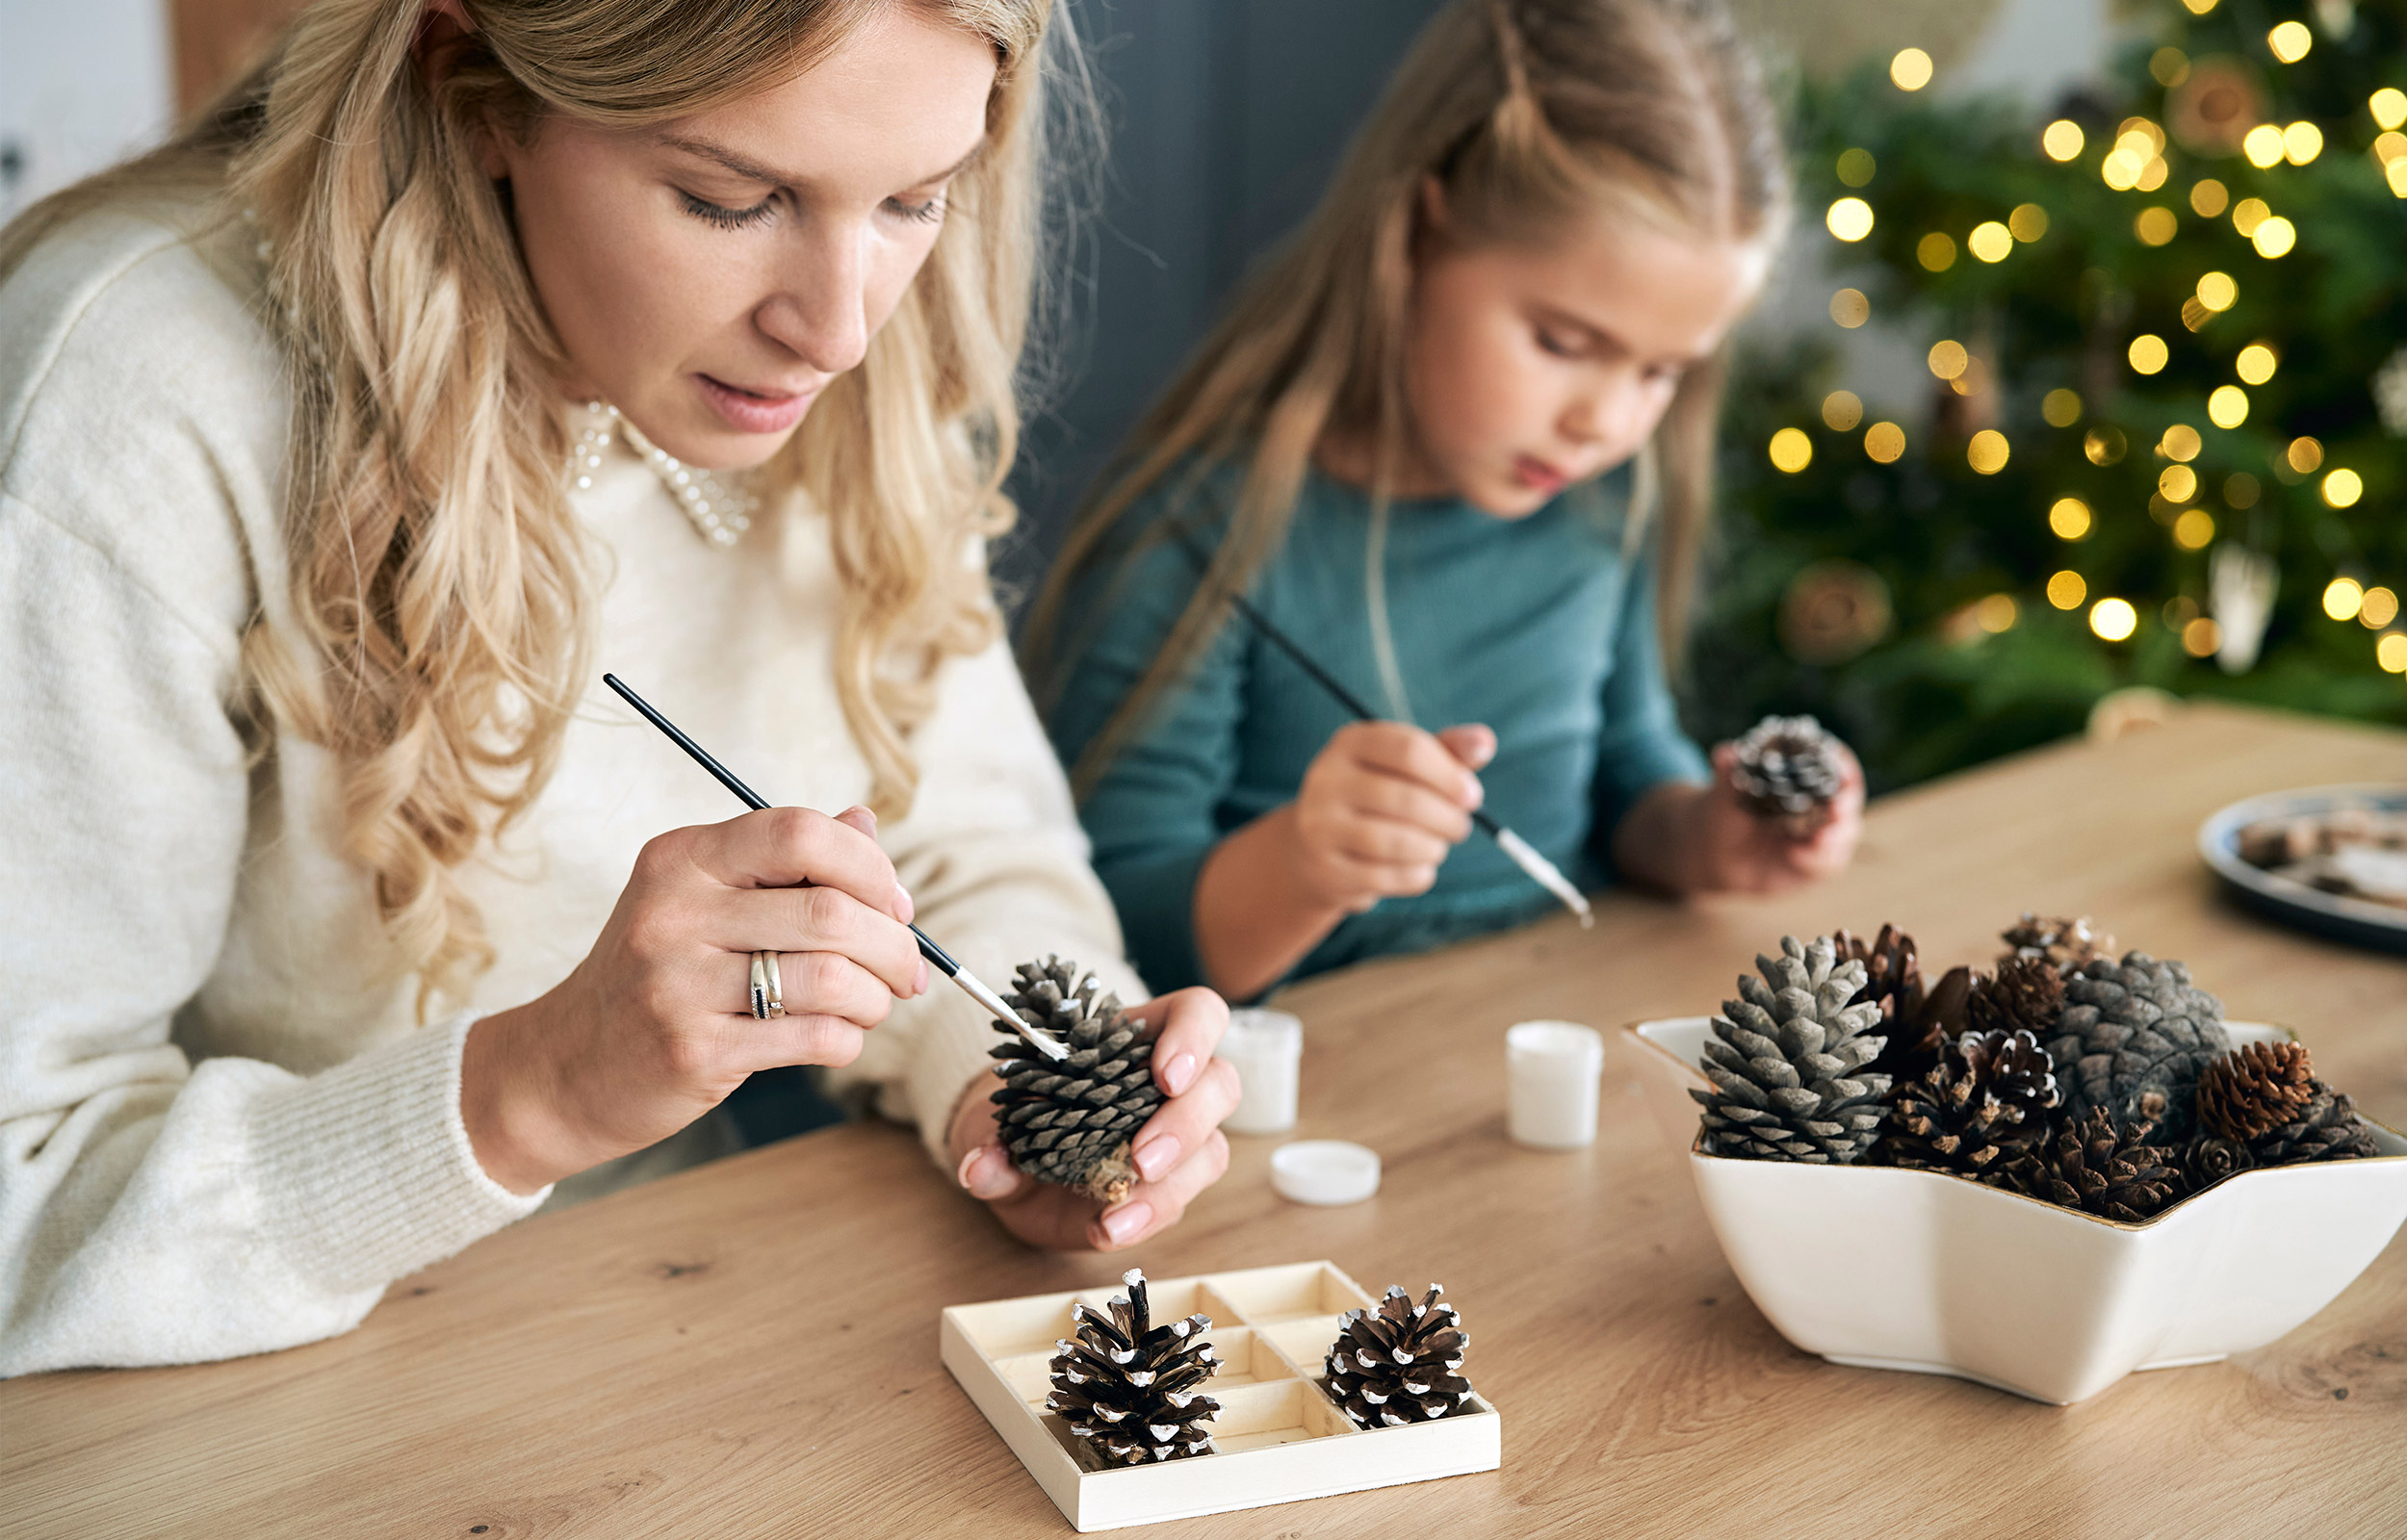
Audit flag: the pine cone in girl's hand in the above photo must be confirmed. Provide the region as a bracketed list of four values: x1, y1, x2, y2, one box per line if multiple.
[2250, 1082, 2383, 1167]
[2001, 913, 2116, 974]
[2195, 1040, 2316, 1142]
[1966, 955, 2067, 1040]
[1048, 1270, 1221, 1465]
[990, 957, 1164, 1203]
[1325, 1285, 1476, 1427]
[1876, 1028, 2060, 1180]
[1730, 715, 1849, 834]
[2044, 952, 2228, 1141]
[1691, 936, 1890, 1163]
[2023, 1108, 2183, 1222]
[1833, 924, 1972, 1084]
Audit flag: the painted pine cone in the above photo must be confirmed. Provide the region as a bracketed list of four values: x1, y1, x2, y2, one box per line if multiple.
[1730, 714, 1848, 833]
[2195, 1040, 2316, 1141]
[2023, 1107, 2183, 1222]
[1325, 1285, 1475, 1428]
[2000, 912, 2117, 974]
[989, 956, 1163, 1203]
[1691, 935, 1891, 1164]
[2250, 1082, 2383, 1166]
[1876, 1027, 2060, 1180]
[1048, 1270, 1221, 1466]
[2043, 951, 2228, 1141]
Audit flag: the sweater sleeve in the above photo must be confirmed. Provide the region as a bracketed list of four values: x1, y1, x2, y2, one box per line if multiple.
[1042, 511, 1250, 995]
[0, 223, 546, 1377]
[821, 629, 1150, 1168]
[1588, 552, 1712, 857]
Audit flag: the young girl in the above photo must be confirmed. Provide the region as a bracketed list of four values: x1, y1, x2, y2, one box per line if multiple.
[1027, 0, 1863, 1003]
[0, 0, 1235, 1375]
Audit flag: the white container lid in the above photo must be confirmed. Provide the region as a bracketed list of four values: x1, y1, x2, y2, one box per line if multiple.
[1270, 1140, 1382, 1206]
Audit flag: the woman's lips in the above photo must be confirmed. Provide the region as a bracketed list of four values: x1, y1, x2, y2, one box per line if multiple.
[1512, 454, 1568, 494]
[696, 373, 816, 435]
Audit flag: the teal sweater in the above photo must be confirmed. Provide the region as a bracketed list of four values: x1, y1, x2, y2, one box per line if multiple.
[1044, 462, 1710, 995]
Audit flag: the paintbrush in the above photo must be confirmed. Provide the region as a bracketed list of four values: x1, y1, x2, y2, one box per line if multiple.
[603, 673, 1070, 1061]
[1167, 532, 1594, 929]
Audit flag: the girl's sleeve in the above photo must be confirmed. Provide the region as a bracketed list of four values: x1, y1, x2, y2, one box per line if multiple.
[0, 231, 546, 1377]
[1043, 525, 1250, 995]
[821, 628, 1151, 1168]
[1589, 554, 1712, 856]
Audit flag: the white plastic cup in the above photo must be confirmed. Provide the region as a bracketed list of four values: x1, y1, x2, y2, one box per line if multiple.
[1506, 1020, 1605, 1149]
[1217, 1008, 1303, 1135]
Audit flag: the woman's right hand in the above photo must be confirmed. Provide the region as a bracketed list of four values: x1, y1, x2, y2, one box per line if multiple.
[459, 805, 928, 1194]
[1286, 720, 1491, 913]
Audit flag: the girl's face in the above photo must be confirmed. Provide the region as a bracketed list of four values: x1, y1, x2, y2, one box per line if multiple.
[488, 7, 997, 470]
[1399, 193, 1769, 517]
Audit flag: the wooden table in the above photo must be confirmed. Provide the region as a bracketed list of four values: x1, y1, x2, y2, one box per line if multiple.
[7, 702, 2406, 1538]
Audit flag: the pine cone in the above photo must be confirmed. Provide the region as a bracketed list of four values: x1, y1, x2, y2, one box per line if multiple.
[1324, 1285, 1476, 1427]
[1731, 715, 1848, 834]
[2195, 1040, 2316, 1141]
[1691, 936, 1891, 1164]
[1966, 955, 2067, 1039]
[2043, 951, 2229, 1141]
[990, 957, 1164, 1202]
[2250, 1081, 2383, 1166]
[1832, 924, 1969, 1084]
[2023, 1108, 2183, 1222]
[1047, 1269, 1221, 1465]
[2179, 1134, 2258, 1194]
[2001, 913, 2116, 974]
[1876, 1028, 2060, 1179]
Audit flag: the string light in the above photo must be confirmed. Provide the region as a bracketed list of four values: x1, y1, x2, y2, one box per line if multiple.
[2374, 89, 2407, 132]
[2048, 571, 2088, 609]
[2090, 598, 2138, 640]
[1968, 430, 2010, 474]
[2252, 217, 2297, 258]
[2042, 388, 2083, 426]
[2174, 508, 2216, 549]
[2237, 343, 2278, 383]
[2042, 119, 2085, 161]
[2208, 385, 2249, 428]
[1769, 427, 1813, 473]
[1826, 197, 1875, 241]
[2267, 20, 2313, 64]
[1891, 48, 1934, 90]
[2129, 334, 2170, 373]
[2243, 124, 2288, 167]
[2323, 468, 2364, 506]
[1822, 390, 1864, 430]
[1864, 422, 1906, 463]
[2325, 577, 2366, 621]
[2284, 121, 2324, 165]
[1968, 221, 2013, 262]
[1829, 288, 1871, 327]
[2050, 496, 2093, 539]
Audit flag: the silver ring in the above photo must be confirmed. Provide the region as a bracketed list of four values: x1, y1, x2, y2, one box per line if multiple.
[749, 950, 785, 1019]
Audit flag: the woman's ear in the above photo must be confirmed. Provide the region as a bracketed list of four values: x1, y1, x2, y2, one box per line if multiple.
[413, 0, 510, 180]
[1417, 173, 1453, 237]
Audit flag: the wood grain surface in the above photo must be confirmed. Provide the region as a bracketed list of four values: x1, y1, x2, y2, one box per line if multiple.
[6, 701, 2404, 1539]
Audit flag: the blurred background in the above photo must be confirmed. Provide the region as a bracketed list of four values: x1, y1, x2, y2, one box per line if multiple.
[6, 0, 2403, 795]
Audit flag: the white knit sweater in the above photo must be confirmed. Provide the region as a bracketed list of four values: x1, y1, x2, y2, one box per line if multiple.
[0, 203, 1142, 1376]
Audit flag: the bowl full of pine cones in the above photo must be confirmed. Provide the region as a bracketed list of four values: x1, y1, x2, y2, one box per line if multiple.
[1622, 917, 2407, 1405]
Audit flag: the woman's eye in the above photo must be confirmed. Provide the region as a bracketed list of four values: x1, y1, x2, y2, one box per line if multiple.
[680, 191, 776, 230]
[884, 194, 947, 226]
[1536, 328, 1582, 359]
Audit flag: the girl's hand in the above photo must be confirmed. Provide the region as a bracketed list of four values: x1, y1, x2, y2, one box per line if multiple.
[950, 988, 1241, 1250]
[461, 805, 928, 1194]
[1287, 721, 1493, 913]
[1613, 744, 1865, 896]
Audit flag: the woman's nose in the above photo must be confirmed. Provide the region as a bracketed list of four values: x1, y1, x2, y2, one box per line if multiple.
[754, 219, 872, 375]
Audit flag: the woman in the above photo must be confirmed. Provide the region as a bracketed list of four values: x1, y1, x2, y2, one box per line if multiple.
[0, 0, 1234, 1377]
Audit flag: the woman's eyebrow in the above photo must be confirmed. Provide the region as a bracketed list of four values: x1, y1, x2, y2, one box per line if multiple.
[653, 131, 986, 191]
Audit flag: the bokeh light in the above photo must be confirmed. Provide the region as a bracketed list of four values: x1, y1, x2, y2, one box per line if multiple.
[1769, 427, 1814, 473]
[1928, 340, 1970, 380]
[1891, 48, 1933, 90]
[1976, 595, 2019, 633]
[2243, 123, 2289, 167]
[2090, 598, 2138, 641]
[2128, 334, 2170, 374]
[2288, 436, 2324, 474]
[1822, 390, 1864, 431]
[2008, 203, 2050, 242]
[2159, 464, 2199, 502]
[2284, 121, 2323, 165]
[2042, 120, 2085, 161]
[2084, 425, 2128, 465]
[2190, 179, 2230, 218]
[2236, 343, 2278, 383]
[1837, 148, 1876, 187]
[2232, 197, 2270, 236]
[1826, 197, 1875, 242]
[2374, 89, 2407, 132]
[2049, 497, 2093, 539]
[1968, 430, 2010, 475]
[2048, 571, 2088, 609]
[2173, 508, 2216, 549]
[2363, 587, 2401, 629]
[2208, 385, 2249, 428]
[2161, 424, 2203, 462]
[2150, 47, 2190, 87]
[1918, 231, 1957, 270]
[2252, 216, 2297, 257]
[2225, 472, 2261, 508]
[2184, 617, 2222, 657]
[1829, 288, 1871, 328]
[2195, 270, 2237, 311]
[1864, 422, 1906, 463]
[2323, 468, 2363, 506]
[1968, 221, 2014, 262]
[2135, 206, 2179, 245]
[2042, 388, 2083, 426]
[2267, 20, 2313, 64]
[2325, 577, 2366, 621]
[2380, 633, 2407, 673]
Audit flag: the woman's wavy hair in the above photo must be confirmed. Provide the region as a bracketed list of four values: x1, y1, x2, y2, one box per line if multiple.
[1, 0, 1081, 1008]
[1022, 0, 1787, 800]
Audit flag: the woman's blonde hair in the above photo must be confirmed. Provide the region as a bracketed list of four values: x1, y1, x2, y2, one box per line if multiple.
[1024, 0, 1786, 798]
[1, 0, 1076, 1007]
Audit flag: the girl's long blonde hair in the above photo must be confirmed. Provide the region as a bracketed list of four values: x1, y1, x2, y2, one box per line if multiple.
[1024, 0, 1786, 799]
[0, 0, 1076, 1005]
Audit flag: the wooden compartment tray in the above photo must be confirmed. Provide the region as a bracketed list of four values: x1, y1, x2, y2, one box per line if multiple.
[940, 1260, 1501, 1531]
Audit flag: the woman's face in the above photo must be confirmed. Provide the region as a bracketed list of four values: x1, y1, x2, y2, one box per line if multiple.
[488, 7, 997, 470]
[1400, 193, 1769, 518]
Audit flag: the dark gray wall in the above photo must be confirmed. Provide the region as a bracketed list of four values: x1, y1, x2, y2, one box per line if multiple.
[996, 0, 1453, 617]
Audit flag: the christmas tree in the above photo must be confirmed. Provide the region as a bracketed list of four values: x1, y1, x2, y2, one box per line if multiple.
[1695, 0, 2407, 787]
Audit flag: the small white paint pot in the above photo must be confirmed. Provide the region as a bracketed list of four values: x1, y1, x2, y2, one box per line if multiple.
[1218, 1009, 1304, 1135]
[1506, 1020, 1605, 1149]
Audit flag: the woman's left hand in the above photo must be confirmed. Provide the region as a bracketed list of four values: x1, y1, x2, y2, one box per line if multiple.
[947, 987, 1239, 1250]
[1693, 738, 1865, 891]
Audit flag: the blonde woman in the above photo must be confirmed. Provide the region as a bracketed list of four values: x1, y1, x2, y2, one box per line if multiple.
[1028, 0, 1865, 1003]
[0, 0, 1235, 1377]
